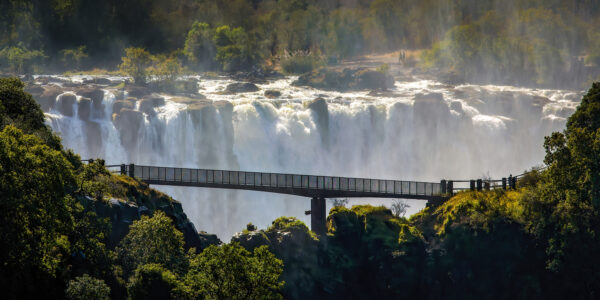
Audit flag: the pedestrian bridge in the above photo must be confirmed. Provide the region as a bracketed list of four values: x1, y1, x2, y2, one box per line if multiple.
[108, 163, 469, 235]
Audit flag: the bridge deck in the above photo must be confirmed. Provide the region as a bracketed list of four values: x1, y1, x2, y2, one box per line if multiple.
[121, 164, 447, 201]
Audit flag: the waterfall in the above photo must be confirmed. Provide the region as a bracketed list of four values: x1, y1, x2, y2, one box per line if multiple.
[43, 76, 581, 238]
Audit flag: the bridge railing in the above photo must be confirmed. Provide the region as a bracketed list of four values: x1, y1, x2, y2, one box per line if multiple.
[118, 164, 442, 197]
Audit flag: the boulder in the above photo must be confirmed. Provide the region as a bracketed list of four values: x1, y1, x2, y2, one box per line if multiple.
[264, 90, 281, 98]
[354, 69, 395, 90]
[77, 87, 105, 109]
[78, 97, 92, 121]
[112, 98, 136, 115]
[139, 95, 165, 115]
[293, 67, 394, 91]
[112, 109, 144, 150]
[126, 85, 152, 98]
[83, 77, 112, 85]
[36, 85, 63, 111]
[24, 84, 44, 98]
[307, 97, 329, 146]
[57, 93, 77, 116]
[225, 82, 259, 93]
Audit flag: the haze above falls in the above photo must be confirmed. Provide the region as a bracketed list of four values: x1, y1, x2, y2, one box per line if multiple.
[41, 75, 581, 238]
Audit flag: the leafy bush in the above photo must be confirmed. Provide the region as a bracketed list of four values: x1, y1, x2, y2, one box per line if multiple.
[280, 51, 323, 74]
[116, 211, 187, 276]
[184, 22, 217, 70]
[127, 264, 185, 300]
[60, 46, 88, 71]
[65, 274, 111, 300]
[184, 243, 284, 299]
[119, 47, 153, 84]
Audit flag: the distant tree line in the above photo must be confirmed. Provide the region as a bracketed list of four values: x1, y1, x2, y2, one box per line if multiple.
[1, 0, 599, 85]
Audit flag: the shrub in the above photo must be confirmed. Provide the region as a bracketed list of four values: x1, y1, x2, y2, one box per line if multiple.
[280, 51, 323, 74]
[116, 211, 187, 277]
[65, 274, 111, 300]
[60, 46, 88, 71]
[127, 264, 186, 300]
[119, 48, 153, 84]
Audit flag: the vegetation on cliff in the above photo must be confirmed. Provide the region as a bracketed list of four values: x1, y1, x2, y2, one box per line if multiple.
[232, 82, 600, 299]
[0, 77, 283, 299]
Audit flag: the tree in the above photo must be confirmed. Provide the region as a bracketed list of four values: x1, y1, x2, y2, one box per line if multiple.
[0, 125, 76, 298]
[390, 199, 409, 218]
[0, 77, 61, 154]
[65, 274, 111, 300]
[60, 46, 88, 70]
[127, 264, 186, 300]
[184, 243, 284, 300]
[536, 82, 600, 297]
[116, 211, 187, 277]
[184, 22, 217, 70]
[0, 46, 45, 74]
[119, 48, 153, 84]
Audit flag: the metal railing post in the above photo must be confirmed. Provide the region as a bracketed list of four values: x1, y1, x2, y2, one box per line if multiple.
[441, 180, 447, 194]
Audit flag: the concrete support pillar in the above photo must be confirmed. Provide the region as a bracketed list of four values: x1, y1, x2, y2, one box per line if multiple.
[128, 163, 135, 178]
[477, 179, 482, 191]
[311, 197, 326, 235]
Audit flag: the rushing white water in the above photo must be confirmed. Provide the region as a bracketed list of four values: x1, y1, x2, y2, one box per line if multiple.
[43, 75, 581, 238]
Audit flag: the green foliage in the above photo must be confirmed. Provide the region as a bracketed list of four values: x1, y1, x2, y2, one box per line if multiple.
[60, 46, 88, 71]
[184, 243, 284, 300]
[117, 211, 187, 277]
[147, 55, 183, 91]
[280, 51, 323, 74]
[77, 160, 111, 201]
[65, 274, 111, 300]
[127, 264, 185, 300]
[421, 8, 588, 87]
[0, 125, 75, 297]
[184, 21, 217, 70]
[214, 25, 265, 72]
[119, 48, 153, 84]
[267, 216, 316, 240]
[0, 46, 45, 74]
[0, 77, 60, 148]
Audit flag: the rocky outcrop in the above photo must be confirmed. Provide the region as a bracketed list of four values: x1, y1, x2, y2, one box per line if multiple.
[139, 95, 165, 115]
[232, 217, 321, 299]
[307, 97, 329, 147]
[112, 98, 136, 115]
[79, 175, 221, 250]
[77, 87, 105, 118]
[35, 85, 63, 111]
[78, 97, 92, 121]
[225, 82, 259, 93]
[126, 85, 153, 98]
[57, 93, 77, 116]
[112, 109, 144, 150]
[264, 90, 281, 98]
[293, 67, 395, 91]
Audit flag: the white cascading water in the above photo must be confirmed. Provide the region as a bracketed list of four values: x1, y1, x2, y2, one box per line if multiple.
[44, 76, 581, 238]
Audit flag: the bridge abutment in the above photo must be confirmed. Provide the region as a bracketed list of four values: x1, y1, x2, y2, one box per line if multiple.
[311, 197, 326, 236]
